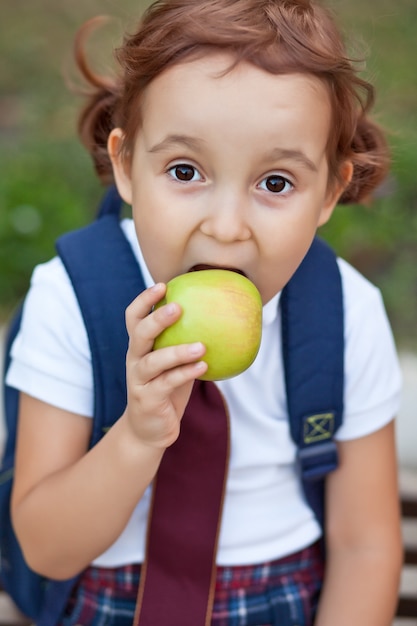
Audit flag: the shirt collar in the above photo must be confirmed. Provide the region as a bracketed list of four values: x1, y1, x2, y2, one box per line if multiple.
[262, 291, 281, 327]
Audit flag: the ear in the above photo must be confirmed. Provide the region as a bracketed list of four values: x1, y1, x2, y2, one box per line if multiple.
[318, 160, 354, 227]
[107, 128, 133, 205]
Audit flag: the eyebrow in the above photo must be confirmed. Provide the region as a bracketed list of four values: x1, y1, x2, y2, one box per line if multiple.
[148, 134, 205, 154]
[148, 135, 319, 173]
[266, 148, 318, 173]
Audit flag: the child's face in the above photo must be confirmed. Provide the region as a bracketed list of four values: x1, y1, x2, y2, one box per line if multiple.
[110, 53, 351, 304]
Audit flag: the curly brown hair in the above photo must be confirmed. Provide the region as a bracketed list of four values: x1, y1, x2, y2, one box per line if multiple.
[75, 0, 390, 204]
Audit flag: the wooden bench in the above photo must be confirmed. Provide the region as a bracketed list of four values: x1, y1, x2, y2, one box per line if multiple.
[0, 592, 30, 626]
[396, 495, 417, 620]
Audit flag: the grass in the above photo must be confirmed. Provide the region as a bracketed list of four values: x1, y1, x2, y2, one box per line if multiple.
[0, 0, 416, 349]
[324, 0, 417, 348]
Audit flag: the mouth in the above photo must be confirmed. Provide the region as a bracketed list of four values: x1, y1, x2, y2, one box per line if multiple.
[189, 264, 246, 277]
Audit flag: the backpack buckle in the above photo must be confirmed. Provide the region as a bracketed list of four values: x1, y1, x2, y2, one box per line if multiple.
[297, 440, 339, 481]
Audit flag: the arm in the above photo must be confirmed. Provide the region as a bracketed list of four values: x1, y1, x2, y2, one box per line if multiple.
[315, 421, 403, 626]
[11, 283, 207, 579]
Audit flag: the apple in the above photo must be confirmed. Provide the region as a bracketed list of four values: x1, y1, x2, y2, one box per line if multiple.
[153, 269, 262, 381]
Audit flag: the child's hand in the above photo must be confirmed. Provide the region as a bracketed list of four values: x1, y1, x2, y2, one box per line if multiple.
[124, 282, 207, 449]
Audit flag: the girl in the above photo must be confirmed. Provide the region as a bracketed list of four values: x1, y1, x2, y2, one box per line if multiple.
[7, 0, 403, 624]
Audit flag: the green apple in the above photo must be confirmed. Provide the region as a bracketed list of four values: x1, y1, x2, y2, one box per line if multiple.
[153, 269, 262, 381]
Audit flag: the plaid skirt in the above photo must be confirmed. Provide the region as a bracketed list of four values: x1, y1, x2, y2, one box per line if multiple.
[58, 542, 323, 626]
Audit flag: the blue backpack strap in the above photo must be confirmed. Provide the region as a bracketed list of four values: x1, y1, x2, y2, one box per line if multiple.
[2, 307, 23, 465]
[281, 237, 344, 529]
[96, 183, 124, 218]
[56, 213, 146, 444]
[37, 189, 146, 625]
[0, 305, 49, 618]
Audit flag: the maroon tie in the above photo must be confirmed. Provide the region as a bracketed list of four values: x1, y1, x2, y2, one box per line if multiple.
[134, 380, 230, 626]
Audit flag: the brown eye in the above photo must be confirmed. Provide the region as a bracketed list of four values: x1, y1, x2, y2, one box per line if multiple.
[265, 176, 286, 193]
[168, 164, 200, 182]
[175, 165, 194, 180]
[259, 174, 293, 194]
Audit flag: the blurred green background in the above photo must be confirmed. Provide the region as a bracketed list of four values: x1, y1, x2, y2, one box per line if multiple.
[0, 0, 416, 349]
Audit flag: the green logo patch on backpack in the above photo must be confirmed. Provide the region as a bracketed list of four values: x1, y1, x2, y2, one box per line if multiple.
[303, 413, 335, 444]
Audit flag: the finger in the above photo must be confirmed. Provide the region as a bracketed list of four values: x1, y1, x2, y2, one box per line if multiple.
[131, 359, 208, 416]
[127, 300, 184, 360]
[125, 283, 167, 334]
[134, 341, 206, 384]
[126, 283, 178, 354]
[156, 360, 208, 392]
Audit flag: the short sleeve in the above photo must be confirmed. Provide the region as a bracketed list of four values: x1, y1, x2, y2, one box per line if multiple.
[6, 257, 94, 417]
[335, 258, 402, 441]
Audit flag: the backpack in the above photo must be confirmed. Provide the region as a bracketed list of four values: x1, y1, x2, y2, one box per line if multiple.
[0, 186, 343, 624]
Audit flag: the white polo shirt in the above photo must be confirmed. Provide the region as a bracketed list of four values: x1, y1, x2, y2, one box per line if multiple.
[6, 219, 402, 566]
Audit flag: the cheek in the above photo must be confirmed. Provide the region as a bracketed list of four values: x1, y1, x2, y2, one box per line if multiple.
[256, 220, 321, 301]
[133, 213, 184, 284]
[261, 207, 319, 256]
[135, 231, 165, 283]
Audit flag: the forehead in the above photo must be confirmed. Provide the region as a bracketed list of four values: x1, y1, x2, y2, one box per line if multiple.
[140, 53, 332, 155]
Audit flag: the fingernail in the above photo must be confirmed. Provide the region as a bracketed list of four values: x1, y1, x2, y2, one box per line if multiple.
[188, 342, 204, 356]
[165, 303, 177, 316]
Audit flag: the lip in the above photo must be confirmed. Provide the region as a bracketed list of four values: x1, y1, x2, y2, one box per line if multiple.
[189, 264, 246, 276]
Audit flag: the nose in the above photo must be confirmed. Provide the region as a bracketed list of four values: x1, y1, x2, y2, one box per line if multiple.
[200, 192, 251, 243]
